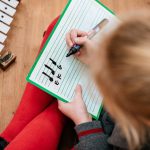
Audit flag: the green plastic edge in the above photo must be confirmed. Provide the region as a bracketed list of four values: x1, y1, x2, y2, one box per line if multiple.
[27, 78, 68, 103]
[26, 0, 115, 120]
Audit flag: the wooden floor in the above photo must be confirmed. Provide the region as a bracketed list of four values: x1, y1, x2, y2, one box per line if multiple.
[0, 0, 150, 133]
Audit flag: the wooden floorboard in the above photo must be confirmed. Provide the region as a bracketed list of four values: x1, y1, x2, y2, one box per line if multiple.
[0, 0, 150, 132]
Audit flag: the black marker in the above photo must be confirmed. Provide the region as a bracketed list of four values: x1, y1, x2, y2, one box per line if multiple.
[66, 44, 81, 57]
[66, 19, 108, 57]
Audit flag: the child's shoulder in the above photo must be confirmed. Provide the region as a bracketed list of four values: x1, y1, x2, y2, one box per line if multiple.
[99, 109, 128, 149]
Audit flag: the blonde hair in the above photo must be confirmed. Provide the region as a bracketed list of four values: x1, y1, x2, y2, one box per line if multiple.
[94, 12, 150, 149]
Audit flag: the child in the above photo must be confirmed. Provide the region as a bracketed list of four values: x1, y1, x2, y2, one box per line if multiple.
[58, 11, 150, 150]
[1, 11, 150, 150]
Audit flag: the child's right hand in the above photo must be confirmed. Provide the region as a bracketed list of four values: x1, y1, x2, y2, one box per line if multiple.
[66, 29, 92, 65]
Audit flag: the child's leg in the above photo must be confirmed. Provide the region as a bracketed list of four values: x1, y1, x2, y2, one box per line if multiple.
[0, 16, 60, 144]
[1, 83, 54, 142]
[5, 101, 66, 150]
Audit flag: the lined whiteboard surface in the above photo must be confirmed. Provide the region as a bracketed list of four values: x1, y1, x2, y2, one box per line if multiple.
[27, 0, 119, 118]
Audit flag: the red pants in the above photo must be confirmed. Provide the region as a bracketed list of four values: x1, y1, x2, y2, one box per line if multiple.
[1, 17, 66, 150]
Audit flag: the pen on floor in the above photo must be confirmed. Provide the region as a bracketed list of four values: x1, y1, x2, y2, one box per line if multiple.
[66, 19, 108, 57]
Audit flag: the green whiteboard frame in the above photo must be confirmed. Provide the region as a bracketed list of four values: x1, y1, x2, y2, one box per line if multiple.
[26, 0, 115, 120]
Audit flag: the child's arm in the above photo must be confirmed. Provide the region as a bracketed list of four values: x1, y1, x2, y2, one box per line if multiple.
[58, 85, 92, 126]
[58, 85, 113, 150]
[73, 121, 112, 150]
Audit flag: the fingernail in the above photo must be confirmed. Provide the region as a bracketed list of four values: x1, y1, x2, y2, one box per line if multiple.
[84, 36, 88, 39]
[88, 30, 94, 35]
[74, 38, 79, 43]
[77, 84, 81, 89]
[69, 43, 73, 47]
[76, 85, 79, 90]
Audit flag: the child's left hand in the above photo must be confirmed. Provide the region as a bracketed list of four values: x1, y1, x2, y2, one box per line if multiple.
[58, 84, 92, 125]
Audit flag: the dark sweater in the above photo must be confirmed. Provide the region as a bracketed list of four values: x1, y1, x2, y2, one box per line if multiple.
[74, 109, 150, 150]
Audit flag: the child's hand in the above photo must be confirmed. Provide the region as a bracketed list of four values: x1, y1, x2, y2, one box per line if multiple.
[58, 84, 92, 125]
[66, 29, 92, 65]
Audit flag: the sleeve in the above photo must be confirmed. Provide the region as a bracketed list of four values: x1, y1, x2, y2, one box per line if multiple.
[73, 121, 113, 150]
